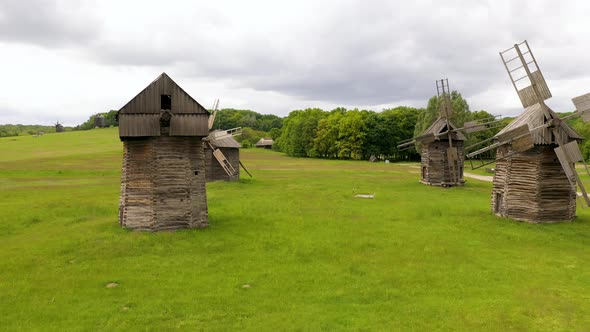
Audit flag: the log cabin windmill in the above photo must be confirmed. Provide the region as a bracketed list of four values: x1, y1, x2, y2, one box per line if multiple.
[118, 73, 209, 231]
[467, 40, 590, 223]
[398, 80, 466, 186]
[398, 80, 506, 186]
[203, 100, 252, 181]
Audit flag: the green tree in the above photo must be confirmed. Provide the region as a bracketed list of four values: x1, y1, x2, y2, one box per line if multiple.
[313, 110, 343, 158]
[414, 90, 471, 139]
[337, 109, 366, 159]
[211, 109, 283, 132]
[275, 108, 326, 157]
[381, 106, 421, 161]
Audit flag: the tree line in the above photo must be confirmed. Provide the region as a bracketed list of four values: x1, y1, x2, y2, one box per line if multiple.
[273, 91, 506, 161]
[10, 95, 590, 162]
[0, 124, 68, 137]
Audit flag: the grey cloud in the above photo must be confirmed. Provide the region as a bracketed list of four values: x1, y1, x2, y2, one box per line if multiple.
[0, 0, 100, 47]
[63, 0, 590, 112]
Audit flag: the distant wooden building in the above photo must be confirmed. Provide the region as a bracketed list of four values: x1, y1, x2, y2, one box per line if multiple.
[255, 138, 273, 149]
[204, 130, 241, 181]
[420, 117, 466, 186]
[95, 115, 107, 128]
[491, 104, 582, 222]
[117, 73, 210, 231]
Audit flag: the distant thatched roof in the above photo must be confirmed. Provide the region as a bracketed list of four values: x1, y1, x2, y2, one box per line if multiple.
[205, 130, 241, 148]
[422, 117, 466, 141]
[495, 103, 582, 145]
[256, 138, 274, 147]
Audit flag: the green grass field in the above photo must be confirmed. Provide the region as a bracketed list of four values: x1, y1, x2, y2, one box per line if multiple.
[2, 128, 590, 331]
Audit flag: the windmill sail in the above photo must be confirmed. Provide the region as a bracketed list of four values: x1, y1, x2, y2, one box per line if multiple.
[208, 98, 220, 130]
[500, 41, 551, 108]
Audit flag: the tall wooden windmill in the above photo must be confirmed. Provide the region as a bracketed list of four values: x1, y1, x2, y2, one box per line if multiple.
[203, 100, 251, 181]
[467, 40, 590, 223]
[398, 79, 502, 187]
[118, 73, 209, 231]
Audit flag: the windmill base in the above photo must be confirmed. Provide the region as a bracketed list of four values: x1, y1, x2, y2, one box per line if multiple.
[420, 180, 465, 188]
[491, 145, 577, 223]
[119, 136, 209, 231]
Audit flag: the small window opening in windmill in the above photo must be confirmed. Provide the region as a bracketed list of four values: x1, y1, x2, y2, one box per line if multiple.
[161, 95, 172, 110]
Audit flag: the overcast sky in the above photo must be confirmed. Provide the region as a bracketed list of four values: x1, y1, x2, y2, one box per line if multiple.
[1, 0, 590, 126]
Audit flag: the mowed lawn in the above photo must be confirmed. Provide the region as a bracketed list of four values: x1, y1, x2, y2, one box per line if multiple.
[1, 128, 590, 331]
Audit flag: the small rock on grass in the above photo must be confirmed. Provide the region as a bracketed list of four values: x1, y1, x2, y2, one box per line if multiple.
[106, 282, 119, 288]
[242, 284, 252, 289]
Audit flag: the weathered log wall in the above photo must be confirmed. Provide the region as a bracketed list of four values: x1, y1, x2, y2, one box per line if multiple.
[204, 147, 240, 182]
[491, 145, 576, 223]
[119, 136, 208, 231]
[420, 140, 465, 186]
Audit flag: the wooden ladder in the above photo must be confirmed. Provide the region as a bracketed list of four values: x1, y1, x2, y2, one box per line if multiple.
[210, 145, 236, 177]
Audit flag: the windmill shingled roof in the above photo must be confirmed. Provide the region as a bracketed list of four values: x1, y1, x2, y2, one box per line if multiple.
[206, 130, 241, 148]
[495, 103, 582, 145]
[421, 117, 466, 141]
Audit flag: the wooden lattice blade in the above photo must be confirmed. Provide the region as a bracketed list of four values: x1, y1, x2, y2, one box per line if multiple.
[463, 120, 486, 133]
[496, 124, 530, 142]
[554, 145, 576, 185]
[212, 149, 236, 176]
[555, 141, 590, 205]
[397, 140, 416, 149]
[517, 71, 552, 108]
[415, 133, 436, 144]
[446, 146, 458, 183]
[208, 99, 220, 130]
[446, 146, 458, 161]
[572, 92, 590, 122]
[511, 133, 534, 153]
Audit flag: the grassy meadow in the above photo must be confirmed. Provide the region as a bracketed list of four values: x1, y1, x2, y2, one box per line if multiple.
[1, 128, 590, 331]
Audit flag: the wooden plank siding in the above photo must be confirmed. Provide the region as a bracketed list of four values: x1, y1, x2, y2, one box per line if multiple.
[119, 73, 209, 114]
[118, 73, 210, 138]
[118, 114, 161, 137]
[170, 114, 209, 136]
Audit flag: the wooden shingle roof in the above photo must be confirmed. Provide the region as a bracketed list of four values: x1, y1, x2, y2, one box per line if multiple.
[495, 103, 582, 145]
[421, 117, 466, 141]
[255, 138, 274, 147]
[206, 130, 241, 148]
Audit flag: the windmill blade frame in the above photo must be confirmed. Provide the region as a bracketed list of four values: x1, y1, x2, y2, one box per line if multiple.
[208, 98, 220, 130]
[500, 40, 552, 109]
[551, 127, 590, 207]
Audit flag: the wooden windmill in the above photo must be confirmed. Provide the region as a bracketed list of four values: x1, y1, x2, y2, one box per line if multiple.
[203, 100, 252, 181]
[398, 79, 503, 187]
[118, 73, 209, 231]
[55, 121, 64, 133]
[467, 40, 590, 223]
